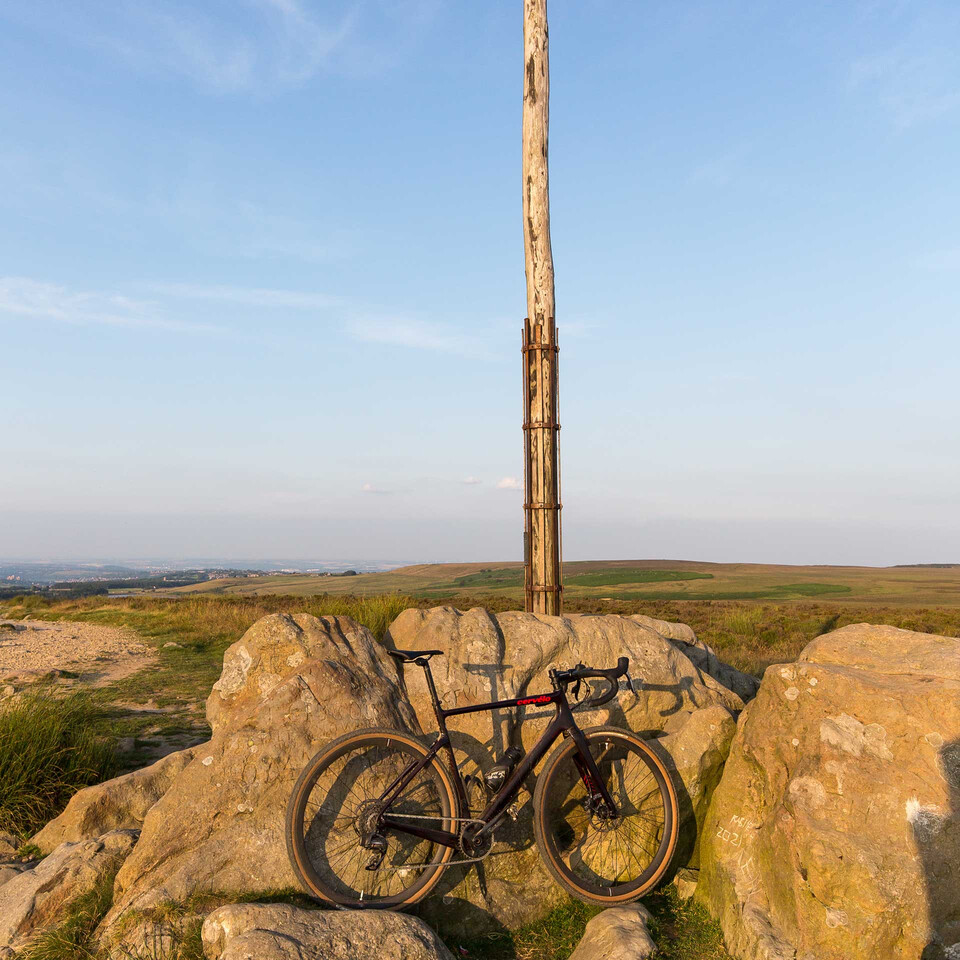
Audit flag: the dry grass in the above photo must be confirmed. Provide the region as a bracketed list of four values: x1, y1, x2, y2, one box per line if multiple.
[0, 691, 116, 840]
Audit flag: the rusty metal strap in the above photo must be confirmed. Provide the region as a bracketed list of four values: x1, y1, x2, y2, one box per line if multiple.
[528, 585, 564, 594]
[521, 343, 559, 354]
[523, 502, 563, 510]
[523, 421, 561, 430]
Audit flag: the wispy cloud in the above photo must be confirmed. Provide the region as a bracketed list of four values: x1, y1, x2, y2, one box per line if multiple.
[849, 9, 960, 128]
[1, 276, 499, 357]
[0, 277, 222, 334]
[497, 477, 521, 491]
[690, 145, 752, 187]
[84, 0, 351, 94]
[460, 476, 482, 485]
[146, 282, 344, 311]
[349, 317, 494, 358]
[0, 0, 439, 94]
[150, 282, 496, 356]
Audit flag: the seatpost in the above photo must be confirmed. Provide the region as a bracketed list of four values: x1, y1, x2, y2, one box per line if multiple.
[417, 658, 446, 730]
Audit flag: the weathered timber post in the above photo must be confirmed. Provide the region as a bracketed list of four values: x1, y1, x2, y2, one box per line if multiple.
[522, 0, 562, 615]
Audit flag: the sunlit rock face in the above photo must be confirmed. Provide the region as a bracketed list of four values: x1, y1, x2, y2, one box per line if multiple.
[697, 624, 960, 960]
[90, 607, 745, 939]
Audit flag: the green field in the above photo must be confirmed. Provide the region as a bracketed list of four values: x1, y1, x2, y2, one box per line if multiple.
[159, 559, 960, 607]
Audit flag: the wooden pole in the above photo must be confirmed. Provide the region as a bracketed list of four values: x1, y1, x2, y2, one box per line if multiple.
[522, 0, 562, 615]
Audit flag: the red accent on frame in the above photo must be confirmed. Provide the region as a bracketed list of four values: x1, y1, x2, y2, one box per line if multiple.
[517, 695, 553, 705]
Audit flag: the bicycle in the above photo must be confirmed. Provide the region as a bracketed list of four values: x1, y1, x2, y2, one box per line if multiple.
[286, 647, 679, 909]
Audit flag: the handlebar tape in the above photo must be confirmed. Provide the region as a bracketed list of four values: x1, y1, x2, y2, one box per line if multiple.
[578, 656, 629, 708]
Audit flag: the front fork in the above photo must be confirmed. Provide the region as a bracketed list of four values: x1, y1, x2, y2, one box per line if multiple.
[567, 725, 619, 818]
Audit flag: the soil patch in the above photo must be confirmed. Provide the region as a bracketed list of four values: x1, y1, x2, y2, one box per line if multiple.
[0, 619, 155, 688]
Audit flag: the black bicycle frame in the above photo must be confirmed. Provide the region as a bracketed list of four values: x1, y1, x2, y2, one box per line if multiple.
[377, 665, 617, 850]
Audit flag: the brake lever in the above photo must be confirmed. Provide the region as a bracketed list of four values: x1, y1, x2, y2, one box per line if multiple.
[571, 677, 582, 700]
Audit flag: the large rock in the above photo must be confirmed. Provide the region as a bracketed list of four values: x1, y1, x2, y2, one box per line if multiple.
[659, 703, 738, 869]
[0, 830, 137, 954]
[32, 746, 197, 853]
[104, 614, 416, 926]
[386, 608, 745, 754]
[697, 624, 960, 960]
[568, 904, 656, 960]
[201, 903, 455, 960]
[387, 608, 742, 933]
[627, 614, 760, 703]
[100, 608, 743, 939]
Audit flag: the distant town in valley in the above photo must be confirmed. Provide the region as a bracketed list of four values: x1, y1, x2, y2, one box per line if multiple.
[0, 559, 410, 599]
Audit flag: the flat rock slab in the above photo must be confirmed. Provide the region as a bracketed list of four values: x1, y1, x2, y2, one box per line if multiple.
[201, 903, 455, 960]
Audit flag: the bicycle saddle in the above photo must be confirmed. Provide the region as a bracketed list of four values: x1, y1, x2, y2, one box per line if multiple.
[387, 648, 444, 662]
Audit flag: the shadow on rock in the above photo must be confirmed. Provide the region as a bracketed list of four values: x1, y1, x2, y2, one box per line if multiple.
[919, 739, 960, 960]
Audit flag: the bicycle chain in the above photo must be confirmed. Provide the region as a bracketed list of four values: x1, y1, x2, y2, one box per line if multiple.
[372, 812, 493, 872]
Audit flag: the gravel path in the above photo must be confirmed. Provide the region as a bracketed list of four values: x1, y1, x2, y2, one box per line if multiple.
[0, 619, 154, 687]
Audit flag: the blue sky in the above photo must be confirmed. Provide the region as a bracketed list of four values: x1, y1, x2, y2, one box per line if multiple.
[2, 0, 959, 565]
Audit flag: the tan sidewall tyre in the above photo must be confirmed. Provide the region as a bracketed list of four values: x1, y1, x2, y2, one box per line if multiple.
[285, 727, 458, 909]
[533, 725, 679, 904]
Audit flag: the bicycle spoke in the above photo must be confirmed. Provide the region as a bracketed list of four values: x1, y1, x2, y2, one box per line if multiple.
[539, 733, 675, 900]
[289, 734, 452, 906]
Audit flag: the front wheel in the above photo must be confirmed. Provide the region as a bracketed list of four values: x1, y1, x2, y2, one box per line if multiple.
[533, 726, 679, 904]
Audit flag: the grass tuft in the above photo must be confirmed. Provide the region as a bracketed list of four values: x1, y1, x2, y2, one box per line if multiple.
[18, 871, 114, 960]
[644, 886, 732, 959]
[0, 691, 116, 840]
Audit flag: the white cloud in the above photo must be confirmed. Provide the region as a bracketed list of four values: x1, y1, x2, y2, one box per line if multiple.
[360, 482, 390, 495]
[460, 476, 482, 485]
[0, 277, 222, 334]
[497, 476, 522, 490]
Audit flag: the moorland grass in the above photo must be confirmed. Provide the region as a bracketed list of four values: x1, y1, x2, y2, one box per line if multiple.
[0, 691, 116, 840]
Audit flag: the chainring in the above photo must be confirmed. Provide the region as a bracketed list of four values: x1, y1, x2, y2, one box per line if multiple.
[459, 821, 493, 859]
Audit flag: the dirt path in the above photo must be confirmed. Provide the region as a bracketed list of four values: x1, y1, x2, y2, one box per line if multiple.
[0, 619, 155, 687]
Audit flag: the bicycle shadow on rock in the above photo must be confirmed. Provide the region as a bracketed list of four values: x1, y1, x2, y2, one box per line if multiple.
[918, 738, 960, 960]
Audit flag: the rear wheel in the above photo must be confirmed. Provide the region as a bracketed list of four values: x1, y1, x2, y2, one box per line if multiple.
[533, 727, 678, 904]
[285, 729, 457, 908]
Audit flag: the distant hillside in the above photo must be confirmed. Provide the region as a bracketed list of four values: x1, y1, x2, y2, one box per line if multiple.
[153, 559, 960, 606]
